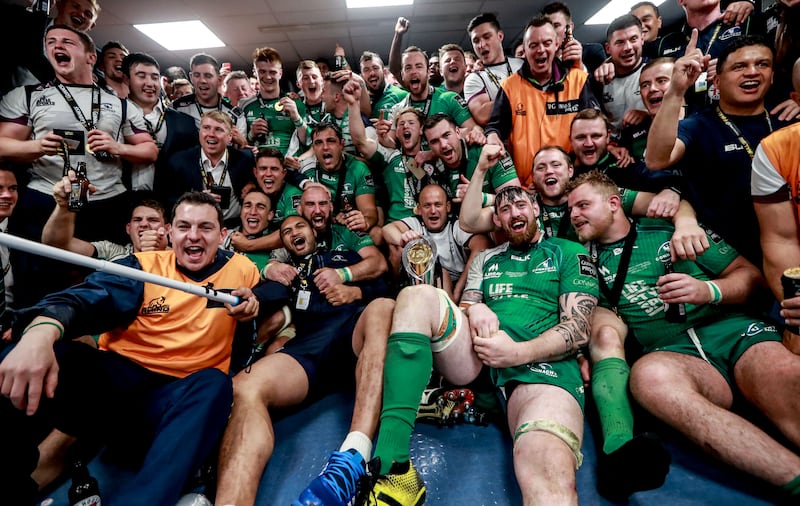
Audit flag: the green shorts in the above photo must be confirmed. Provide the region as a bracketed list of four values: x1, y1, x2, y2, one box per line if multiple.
[494, 359, 585, 411]
[650, 314, 781, 386]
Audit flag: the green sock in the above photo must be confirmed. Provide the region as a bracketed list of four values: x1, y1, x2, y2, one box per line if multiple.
[374, 332, 432, 475]
[782, 474, 800, 496]
[592, 357, 635, 454]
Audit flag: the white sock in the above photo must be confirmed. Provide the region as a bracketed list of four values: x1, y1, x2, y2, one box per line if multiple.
[339, 431, 373, 462]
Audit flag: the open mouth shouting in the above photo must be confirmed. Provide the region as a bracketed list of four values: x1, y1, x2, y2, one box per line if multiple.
[54, 51, 71, 64]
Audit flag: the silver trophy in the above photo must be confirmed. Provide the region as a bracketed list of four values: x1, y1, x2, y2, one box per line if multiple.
[402, 237, 438, 285]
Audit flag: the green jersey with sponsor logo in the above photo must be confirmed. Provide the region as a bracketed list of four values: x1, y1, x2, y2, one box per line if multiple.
[241, 95, 306, 154]
[269, 222, 374, 264]
[371, 85, 409, 119]
[300, 153, 375, 214]
[593, 219, 739, 351]
[539, 187, 638, 242]
[389, 86, 472, 126]
[465, 238, 599, 388]
[268, 183, 302, 232]
[437, 142, 517, 198]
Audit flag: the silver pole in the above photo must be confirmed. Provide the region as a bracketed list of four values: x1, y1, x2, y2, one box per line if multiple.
[0, 233, 241, 306]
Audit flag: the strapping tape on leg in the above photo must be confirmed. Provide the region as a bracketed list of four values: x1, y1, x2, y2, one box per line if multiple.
[430, 288, 463, 353]
[514, 419, 583, 469]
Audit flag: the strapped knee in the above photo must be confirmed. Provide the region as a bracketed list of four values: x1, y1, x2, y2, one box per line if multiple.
[514, 419, 583, 469]
[430, 288, 464, 353]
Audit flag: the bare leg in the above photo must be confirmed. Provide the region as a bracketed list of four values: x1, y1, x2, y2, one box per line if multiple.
[33, 430, 76, 490]
[631, 351, 800, 487]
[215, 353, 309, 506]
[350, 298, 395, 437]
[735, 341, 800, 450]
[506, 384, 583, 506]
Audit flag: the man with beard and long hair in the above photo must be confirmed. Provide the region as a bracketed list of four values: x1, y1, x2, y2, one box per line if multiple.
[346, 181, 598, 505]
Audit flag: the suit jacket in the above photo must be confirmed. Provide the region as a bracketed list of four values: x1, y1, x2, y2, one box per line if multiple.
[156, 146, 255, 213]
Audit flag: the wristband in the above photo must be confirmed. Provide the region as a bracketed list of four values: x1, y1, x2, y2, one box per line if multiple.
[705, 281, 722, 304]
[337, 267, 352, 282]
[482, 193, 488, 207]
[23, 321, 64, 340]
[293, 117, 306, 129]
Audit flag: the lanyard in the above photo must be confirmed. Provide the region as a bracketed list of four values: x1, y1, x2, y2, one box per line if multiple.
[316, 158, 349, 214]
[484, 59, 513, 89]
[198, 149, 229, 188]
[144, 105, 166, 144]
[405, 86, 434, 118]
[55, 82, 100, 132]
[537, 195, 571, 239]
[194, 98, 222, 119]
[715, 107, 772, 159]
[291, 255, 315, 291]
[589, 220, 638, 315]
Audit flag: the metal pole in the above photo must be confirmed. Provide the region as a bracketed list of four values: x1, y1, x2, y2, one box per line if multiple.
[0, 233, 241, 306]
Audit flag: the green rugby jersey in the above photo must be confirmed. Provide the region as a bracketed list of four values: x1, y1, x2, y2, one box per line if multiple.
[593, 219, 738, 351]
[300, 153, 375, 214]
[465, 238, 599, 386]
[268, 183, 302, 233]
[437, 142, 517, 198]
[371, 85, 409, 119]
[270, 222, 374, 264]
[241, 94, 306, 154]
[389, 86, 472, 125]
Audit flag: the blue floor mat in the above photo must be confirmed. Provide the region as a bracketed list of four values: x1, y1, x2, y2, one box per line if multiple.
[39, 390, 780, 505]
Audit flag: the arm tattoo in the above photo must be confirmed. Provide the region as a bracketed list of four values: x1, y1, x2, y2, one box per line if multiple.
[556, 292, 597, 354]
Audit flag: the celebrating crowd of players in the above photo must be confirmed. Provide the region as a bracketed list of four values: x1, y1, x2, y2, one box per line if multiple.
[2, 0, 800, 505]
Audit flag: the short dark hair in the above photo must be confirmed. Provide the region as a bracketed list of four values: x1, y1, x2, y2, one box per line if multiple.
[163, 66, 188, 82]
[493, 186, 535, 215]
[101, 41, 128, 56]
[640, 56, 675, 76]
[467, 13, 501, 33]
[253, 47, 282, 66]
[190, 53, 219, 72]
[402, 46, 429, 66]
[606, 14, 642, 42]
[121, 52, 160, 77]
[631, 1, 660, 17]
[535, 145, 572, 165]
[423, 112, 457, 134]
[45, 24, 95, 53]
[541, 2, 571, 21]
[524, 15, 555, 34]
[129, 192, 167, 222]
[565, 169, 620, 199]
[359, 51, 384, 67]
[310, 121, 344, 141]
[255, 147, 285, 166]
[717, 35, 773, 75]
[172, 191, 224, 227]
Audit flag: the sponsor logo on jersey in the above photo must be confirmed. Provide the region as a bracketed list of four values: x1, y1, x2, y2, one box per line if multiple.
[364, 173, 374, 187]
[34, 95, 56, 107]
[331, 254, 347, 263]
[101, 102, 117, 111]
[632, 129, 648, 139]
[515, 102, 526, 116]
[577, 254, 596, 277]
[488, 283, 514, 296]
[512, 253, 531, 262]
[141, 296, 170, 315]
[291, 194, 301, 208]
[487, 263, 499, 272]
[603, 92, 613, 104]
[662, 46, 681, 56]
[622, 279, 664, 316]
[724, 143, 744, 152]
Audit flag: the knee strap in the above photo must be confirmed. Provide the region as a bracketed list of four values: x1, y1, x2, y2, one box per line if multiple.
[431, 288, 464, 353]
[514, 419, 583, 469]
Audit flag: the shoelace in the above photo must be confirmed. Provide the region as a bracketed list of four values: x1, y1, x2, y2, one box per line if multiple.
[320, 452, 363, 501]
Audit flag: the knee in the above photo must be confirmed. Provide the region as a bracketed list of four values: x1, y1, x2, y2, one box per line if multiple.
[589, 324, 626, 361]
[629, 359, 674, 403]
[190, 368, 233, 407]
[366, 297, 395, 319]
[396, 284, 438, 307]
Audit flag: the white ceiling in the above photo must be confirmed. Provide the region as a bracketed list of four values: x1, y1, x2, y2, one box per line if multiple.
[18, 0, 685, 76]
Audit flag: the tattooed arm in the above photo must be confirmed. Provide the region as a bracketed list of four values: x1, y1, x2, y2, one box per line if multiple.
[472, 292, 597, 368]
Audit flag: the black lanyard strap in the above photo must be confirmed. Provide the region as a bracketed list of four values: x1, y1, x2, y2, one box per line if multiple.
[54, 82, 100, 132]
[537, 195, 571, 239]
[198, 149, 229, 188]
[590, 220, 638, 314]
[715, 106, 773, 159]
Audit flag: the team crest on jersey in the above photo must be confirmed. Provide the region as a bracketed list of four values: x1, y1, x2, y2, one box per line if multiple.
[515, 103, 526, 116]
[743, 322, 777, 337]
[34, 95, 55, 107]
[577, 254, 596, 277]
[527, 362, 558, 378]
[532, 257, 556, 273]
[656, 242, 671, 264]
[100, 102, 117, 111]
[719, 26, 741, 41]
[700, 224, 723, 244]
[141, 296, 170, 315]
[546, 99, 580, 115]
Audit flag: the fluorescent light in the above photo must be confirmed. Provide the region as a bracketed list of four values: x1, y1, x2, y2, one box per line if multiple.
[134, 20, 225, 51]
[585, 0, 666, 25]
[346, 0, 413, 8]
